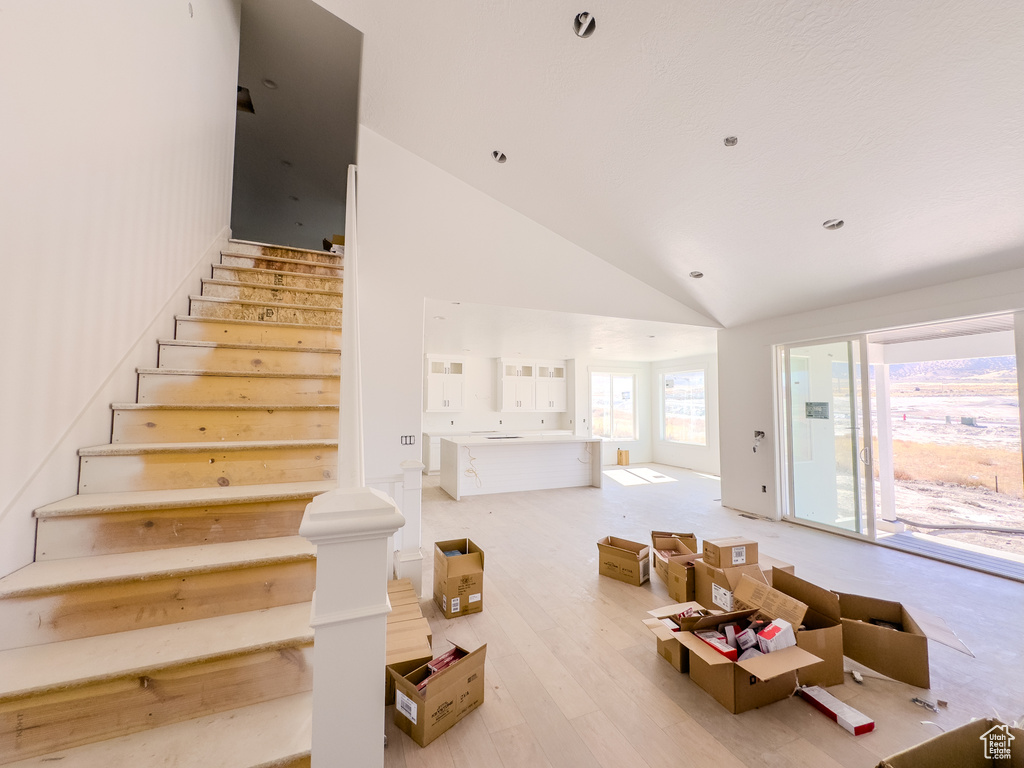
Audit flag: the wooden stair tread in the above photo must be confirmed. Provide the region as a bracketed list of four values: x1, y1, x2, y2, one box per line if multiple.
[0, 536, 316, 598]
[79, 439, 338, 456]
[223, 246, 342, 264]
[111, 403, 338, 411]
[174, 314, 341, 334]
[3, 692, 312, 767]
[212, 263, 343, 281]
[157, 339, 340, 354]
[227, 239, 341, 259]
[190, 294, 341, 311]
[201, 278, 342, 299]
[0, 603, 313, 700]
[35, 481, 335, 518]
[137, 367, 337, 379]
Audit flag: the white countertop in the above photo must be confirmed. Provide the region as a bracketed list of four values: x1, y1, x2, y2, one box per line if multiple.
[441, 434, 596, 446]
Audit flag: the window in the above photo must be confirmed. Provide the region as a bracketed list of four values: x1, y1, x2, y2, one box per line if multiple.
[591, 372, 637, 440]
[663, 370, 706, 445]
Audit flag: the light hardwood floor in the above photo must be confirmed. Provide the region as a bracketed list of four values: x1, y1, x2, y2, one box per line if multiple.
[384, 464, 1023, 767]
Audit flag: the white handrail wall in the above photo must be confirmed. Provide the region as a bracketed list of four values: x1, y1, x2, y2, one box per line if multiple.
[301, 164, 404, 767]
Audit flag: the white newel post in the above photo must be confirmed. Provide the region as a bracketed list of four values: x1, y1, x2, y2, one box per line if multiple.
[300, 488, 404, 767]
[394, 459, 425, 596]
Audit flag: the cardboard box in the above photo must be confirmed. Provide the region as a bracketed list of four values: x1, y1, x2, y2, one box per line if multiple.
[651, 535, 698, 584]
[835, 591, 972, 689]
[703, 537, 759, 569]
[758, 554, 794, 585]
[666, 553, 702, 602]
[678, 630, 822, 714]
[695, 561, 766, 612]
[597, 536, 651, 586]
[391, 643, 487, 747]
[735, 569, 845, 688]
[877, 718, 1024, 767]
[643, 601, 757, 674]
[433, 539, 485, 619]
[651, 531, 700, 553]
[385, 618, 433, 705]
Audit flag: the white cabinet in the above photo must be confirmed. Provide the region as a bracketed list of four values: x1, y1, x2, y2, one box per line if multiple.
[497, 359, 535, 411]
[425, 356, 464, 411]
[536, 362, 567, 412]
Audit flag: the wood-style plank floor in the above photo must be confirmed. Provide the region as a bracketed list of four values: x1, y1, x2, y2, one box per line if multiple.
[385, 464, 1024, 767]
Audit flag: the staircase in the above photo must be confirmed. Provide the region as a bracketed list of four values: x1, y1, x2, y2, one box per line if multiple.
[0, 242, 343, 766]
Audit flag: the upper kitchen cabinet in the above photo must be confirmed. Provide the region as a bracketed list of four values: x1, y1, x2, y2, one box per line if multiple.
[425, 356, 464, 411]
[536, 361, 567, 412]
[497, 358, 536, 411]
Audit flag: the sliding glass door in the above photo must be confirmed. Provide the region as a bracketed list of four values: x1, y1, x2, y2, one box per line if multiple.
[781, 337, 875, 536]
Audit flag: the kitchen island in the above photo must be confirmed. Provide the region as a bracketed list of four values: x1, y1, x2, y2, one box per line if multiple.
[439, 434, 602, 500]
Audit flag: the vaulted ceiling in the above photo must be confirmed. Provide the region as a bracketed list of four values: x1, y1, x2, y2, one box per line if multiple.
[318, 0, 1024, 330]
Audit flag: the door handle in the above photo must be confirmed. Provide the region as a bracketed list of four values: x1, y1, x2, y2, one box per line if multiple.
[859, 447, 870, 464]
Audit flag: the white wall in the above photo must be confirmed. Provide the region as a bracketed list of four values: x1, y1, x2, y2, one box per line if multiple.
[651, 354, 721, 476]
[718, 264, 1024, 520]
[354, 128, 702, 483]
[0, 1, 241, 577]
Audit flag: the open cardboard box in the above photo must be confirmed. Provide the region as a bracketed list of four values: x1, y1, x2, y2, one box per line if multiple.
[391, 643, 487, 747]
[666, 551, 704, 602]
[642, 601, 756, 674]
[678, 629, 822, 713]
[695, 560, 767, 611]
[733, 570, 845, 688]
[758, 554, 795, 585]
[876, 717, 1023, 767]
[597, 536, 651, 586]
[651, 535, 698, 584]
[433, 538, 485, 619]
[835, 591, 972, 689]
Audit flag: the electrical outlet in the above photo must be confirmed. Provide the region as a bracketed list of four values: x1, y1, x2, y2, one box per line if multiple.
[499, 420, 502, 425]
[754, 430, 765, 439]
[761, 485, 767, 493]
[540, 419, 544, 424]
[400, 435, 416, 446]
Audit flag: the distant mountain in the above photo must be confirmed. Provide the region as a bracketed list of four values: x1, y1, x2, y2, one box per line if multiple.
[888, 356, 1017, 381]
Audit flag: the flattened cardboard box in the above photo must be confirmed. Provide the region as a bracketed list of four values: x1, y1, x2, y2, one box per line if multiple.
[835, 591, 971, 689]
[433, 538, 485, 619]
[385, 618, 433, 705]
[651, 535, 698, 584]
[703, 537, 759, 569]
[733, 570, 844, 688]
[391, 644, 487, 747]
[694, 561, 766, 612]
[597, 536, 651, 586]
[877, 717, 1024, 767]
[678, 630, 822, 714]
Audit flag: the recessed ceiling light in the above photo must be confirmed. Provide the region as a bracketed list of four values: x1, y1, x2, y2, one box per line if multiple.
[281, 160, 292, 168]
[262, 79, 278, 89]
[451, 302, 461, 305]
[689, 271, 704, 279]
[433, 316, 446, 321]
[492, 150, 507, 163]
[295, 221, 304, 227]
[648, 335, 656, 339]
[574, 12, 596, 38]
[823, 219, 844, 230]
[723, 136, 738, 147]
[289, 195, 299, 202]
[595, 346, 603, 350]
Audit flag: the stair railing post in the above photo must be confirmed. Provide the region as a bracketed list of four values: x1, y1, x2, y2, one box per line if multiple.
[300, 488, 404, 768]
[394, 459, 425, 596]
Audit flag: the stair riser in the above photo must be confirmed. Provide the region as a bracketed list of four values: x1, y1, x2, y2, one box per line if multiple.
[137, 372, 339, 406]
[157, 345, 340, 376]
[0, 645, 313, 763]
[220, 254, 341, 276]
[35, 500, 310, 560]
[201, 282, 341, 309]
[211, 266, 342, 292]
[174, 317, 341, 348]
[0, 560, 315, 650]
[112, 407, 338, 443]
[227, 245, 342, 266]
[78, 447, 337, 494]
[189, 297, 341, 327]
